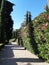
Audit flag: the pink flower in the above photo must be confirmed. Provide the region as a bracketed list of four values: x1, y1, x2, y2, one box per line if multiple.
[45, 22, 48, 26]
[41, 22, 48, 30]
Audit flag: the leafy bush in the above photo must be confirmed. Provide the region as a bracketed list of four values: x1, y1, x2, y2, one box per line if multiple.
[33, 12, 49, 62]
[22, 27, 33, 52]
[21, 6, 49, 62]
[22, 12, 49, 62]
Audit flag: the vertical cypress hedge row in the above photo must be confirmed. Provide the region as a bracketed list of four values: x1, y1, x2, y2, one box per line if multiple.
[0, 0, 6, 43]
[0, 0, 14, 44]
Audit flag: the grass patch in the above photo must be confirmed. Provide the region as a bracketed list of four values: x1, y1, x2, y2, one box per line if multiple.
[9, 38, 16, 42]
[0, 43, 4, 50]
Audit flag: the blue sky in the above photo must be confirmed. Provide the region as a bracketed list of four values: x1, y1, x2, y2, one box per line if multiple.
[8, 0, 47, 29]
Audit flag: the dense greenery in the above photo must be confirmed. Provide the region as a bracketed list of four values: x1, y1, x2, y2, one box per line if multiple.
[0, 0, 6, 43]
[4, 1, 14, 43]
[20, 11, 35, 52]
[33, 5, 49, 62]
[0, 0, 14, 44]
[0, 0, 49, 63]
[12, 29, 18, 39]
[20, 6, 49, 62]
[25, 11, 32, 25]
[33, 12, 49, 62]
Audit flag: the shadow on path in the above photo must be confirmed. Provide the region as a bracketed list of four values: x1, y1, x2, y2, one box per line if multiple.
[2, 58, 44, 62]
[0, 42, 17, 65]
[0, 42, 45, 65]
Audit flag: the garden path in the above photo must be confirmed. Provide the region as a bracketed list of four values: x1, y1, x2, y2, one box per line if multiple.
[0, 42, 49, 65]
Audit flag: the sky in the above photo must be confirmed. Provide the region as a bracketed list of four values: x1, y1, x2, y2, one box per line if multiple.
[8, 0, 47, 30]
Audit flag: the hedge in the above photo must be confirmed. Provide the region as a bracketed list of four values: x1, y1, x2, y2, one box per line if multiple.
[21, 12, 49, 63]
[33, 13, 49, 62]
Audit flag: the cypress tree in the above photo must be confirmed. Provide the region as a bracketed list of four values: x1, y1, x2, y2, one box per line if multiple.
[25, 11, 32, 25]
[4, 1, 14, 43]
[0, 0, 6, 43]
[25, 11, 29, 25]
[28, 12, 32, 23]
[0, 0, 14, 44]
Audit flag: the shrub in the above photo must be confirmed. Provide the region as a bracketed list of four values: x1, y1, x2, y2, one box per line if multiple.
[33, 12, 49, 62]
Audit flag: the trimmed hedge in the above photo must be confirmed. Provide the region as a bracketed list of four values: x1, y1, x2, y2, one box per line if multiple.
[21, 12, 49, 62]
[33, 13, 49, 62]
[21, 23, 38, 54]
[21, 25, 34, 52]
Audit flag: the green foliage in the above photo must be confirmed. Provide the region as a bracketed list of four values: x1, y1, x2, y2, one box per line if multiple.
[0, 0, 6, 43]
[20, 7, 49, 63]
[12, 30, 18, 39]
[33, 8, 49, 62]
[0, 0, 14, 44]
[21, 11, 33, 52]
[45, 5, 49, 14]
[25, 11, 32, 25]
[22, 27, 34, 53]
[21, 8, 49, 62]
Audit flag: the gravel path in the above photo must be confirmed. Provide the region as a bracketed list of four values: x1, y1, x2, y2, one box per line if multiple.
[0, 42, 49, 65]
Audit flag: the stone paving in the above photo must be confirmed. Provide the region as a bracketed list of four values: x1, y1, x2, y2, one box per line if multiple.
[0, 42, 49, 65]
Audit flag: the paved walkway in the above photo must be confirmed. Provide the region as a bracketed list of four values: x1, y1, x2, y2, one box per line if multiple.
[0, 42, 49, 65]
